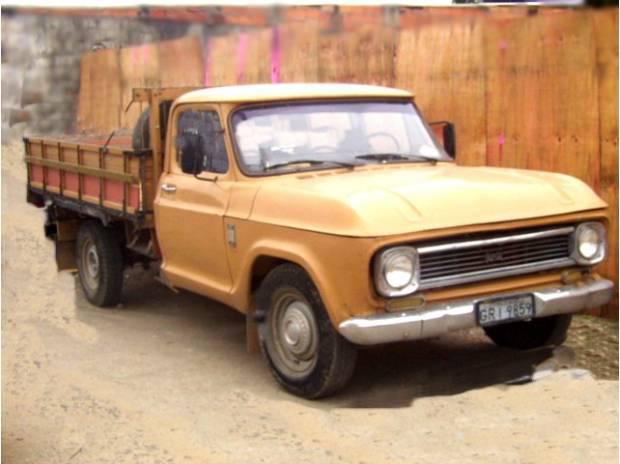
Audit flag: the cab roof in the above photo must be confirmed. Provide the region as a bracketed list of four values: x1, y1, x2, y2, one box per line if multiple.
[176, 83, 413, 104]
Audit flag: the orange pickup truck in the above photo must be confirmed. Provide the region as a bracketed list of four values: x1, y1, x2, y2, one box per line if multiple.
[25, 83, 614, 398]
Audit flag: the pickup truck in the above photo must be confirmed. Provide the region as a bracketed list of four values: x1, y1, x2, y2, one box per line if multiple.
[25, 83, 614, 398]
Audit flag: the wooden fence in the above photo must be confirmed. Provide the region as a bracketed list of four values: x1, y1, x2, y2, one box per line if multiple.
[76, 7, 618, 318]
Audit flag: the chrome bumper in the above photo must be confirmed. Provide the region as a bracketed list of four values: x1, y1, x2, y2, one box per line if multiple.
[338, 278, 614, 346]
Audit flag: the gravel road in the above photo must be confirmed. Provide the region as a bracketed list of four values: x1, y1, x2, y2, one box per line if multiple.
[2, 142, 618, 464]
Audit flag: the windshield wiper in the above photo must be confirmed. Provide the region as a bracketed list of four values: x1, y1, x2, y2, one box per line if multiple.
[264, 159, 358, 171]
[355, 153, 436, 164]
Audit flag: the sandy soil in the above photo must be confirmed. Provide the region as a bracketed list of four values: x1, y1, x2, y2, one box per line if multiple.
[2, 141, 618, 464]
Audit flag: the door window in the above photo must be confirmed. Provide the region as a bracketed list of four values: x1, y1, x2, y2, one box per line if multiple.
[175, 110, 229, 174]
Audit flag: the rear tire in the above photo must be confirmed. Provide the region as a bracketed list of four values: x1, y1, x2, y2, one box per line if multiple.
[483, 314, 572, 350]
[76, 221, 124, 307]
[256, 264, 357, 399]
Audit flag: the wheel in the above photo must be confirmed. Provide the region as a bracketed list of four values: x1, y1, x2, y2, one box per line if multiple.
[132, 109, 150, 151]
[483, 315, 572, 350]
[256, 264, 357, 399]
[76, 221, 124, 307]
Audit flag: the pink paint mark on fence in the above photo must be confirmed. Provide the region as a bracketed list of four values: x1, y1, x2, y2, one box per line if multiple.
[236, 33, 249, 84]
[271, 27, 281, 83]
[131, 46, 139, 65]
[204, 39, 214, 86]
[141, 44, 151, 63]
[130, 45, 151, 66]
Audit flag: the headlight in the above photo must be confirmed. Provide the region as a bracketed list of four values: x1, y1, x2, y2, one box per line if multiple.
[573, 222, 606, 265]
[374, 247, 420, 297]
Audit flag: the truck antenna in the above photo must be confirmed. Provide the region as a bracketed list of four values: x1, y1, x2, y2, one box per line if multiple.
[102, 130, 115, 153]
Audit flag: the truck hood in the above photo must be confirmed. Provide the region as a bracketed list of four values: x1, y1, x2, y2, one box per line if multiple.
[248, 163, 606, 237]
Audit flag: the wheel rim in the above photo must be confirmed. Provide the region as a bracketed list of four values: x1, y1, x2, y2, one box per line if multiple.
[269, 291, 319, 379]
[80, 238, 100, 293]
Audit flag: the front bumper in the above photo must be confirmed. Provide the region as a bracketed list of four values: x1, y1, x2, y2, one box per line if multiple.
[338, 278, 614, 345]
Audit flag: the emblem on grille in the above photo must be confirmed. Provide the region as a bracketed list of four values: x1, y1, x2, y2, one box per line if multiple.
[485, 251, 504, 264]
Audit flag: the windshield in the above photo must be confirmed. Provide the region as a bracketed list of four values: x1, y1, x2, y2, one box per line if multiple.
[231, 100, 450, 175]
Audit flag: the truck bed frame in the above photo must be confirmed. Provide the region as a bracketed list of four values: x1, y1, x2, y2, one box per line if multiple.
[24, 86, 201, 264]
[26, 138, 152, 224]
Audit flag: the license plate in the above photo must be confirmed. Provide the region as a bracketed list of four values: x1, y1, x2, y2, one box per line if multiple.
[476, 294, 535, 327]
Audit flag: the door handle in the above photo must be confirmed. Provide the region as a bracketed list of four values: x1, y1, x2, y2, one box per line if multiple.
[161, 183, 177, 193]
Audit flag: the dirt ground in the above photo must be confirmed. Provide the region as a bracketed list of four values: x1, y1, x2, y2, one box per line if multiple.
[2, 141, 618, 464]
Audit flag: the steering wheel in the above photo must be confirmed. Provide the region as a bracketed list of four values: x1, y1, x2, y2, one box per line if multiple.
[367, 132, 401, 152]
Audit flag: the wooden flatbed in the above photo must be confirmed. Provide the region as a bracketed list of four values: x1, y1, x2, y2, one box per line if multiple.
[24, 86, 201, 229]
[25, 135, 154, 225]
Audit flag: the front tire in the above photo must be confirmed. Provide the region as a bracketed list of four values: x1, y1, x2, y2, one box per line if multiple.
[76, 221, 124, 307]
[483, 314, 572, 350]
[256, 264, 357, 399]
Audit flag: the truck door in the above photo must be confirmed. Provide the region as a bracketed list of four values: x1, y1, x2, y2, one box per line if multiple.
[154, 105, 233, 300]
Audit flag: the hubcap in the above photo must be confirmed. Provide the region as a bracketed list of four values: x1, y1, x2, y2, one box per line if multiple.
[80, 239, 100, 292]
[269, 292, 319, 379]
[281, 303, 314, 359]
[86, 244, 100, 278]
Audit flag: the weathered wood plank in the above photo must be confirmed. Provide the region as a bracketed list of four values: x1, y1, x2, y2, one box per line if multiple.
[591, 8, 618, 318]
[119, 42, 161, 129]
[317, 26, 395, 86]
[396, 13, 487, 166]
[205, 34, 238, 86]
[77, 48, 122, 133]
[280, 23, 320, 82]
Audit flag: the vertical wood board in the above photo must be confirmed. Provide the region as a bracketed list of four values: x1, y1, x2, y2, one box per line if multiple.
[396, 16, 487, 165]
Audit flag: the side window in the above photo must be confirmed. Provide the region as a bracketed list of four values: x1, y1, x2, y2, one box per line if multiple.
[175, 110, 229, 174]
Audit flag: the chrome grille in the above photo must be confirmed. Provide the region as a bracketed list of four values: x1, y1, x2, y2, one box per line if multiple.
[417, 226, 575, 289]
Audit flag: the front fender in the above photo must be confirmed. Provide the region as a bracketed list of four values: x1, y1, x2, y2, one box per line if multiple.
[225, 219, 382, 326]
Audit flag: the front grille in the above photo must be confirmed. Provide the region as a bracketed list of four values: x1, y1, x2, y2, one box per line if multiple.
[417, 226, 575, 289]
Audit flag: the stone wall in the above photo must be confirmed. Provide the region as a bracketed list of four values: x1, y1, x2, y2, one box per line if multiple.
[1, 11, 193, 140]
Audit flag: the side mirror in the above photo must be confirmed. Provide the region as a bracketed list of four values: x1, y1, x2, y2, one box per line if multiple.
[177, 131, 206, 174]
[429, 121, 456, 159]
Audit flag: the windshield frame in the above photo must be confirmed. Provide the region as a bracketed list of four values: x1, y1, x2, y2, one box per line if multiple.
[228, 98, 452, 178]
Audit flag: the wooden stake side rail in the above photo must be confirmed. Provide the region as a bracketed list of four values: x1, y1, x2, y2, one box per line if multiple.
[24, 136, 154, 226]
